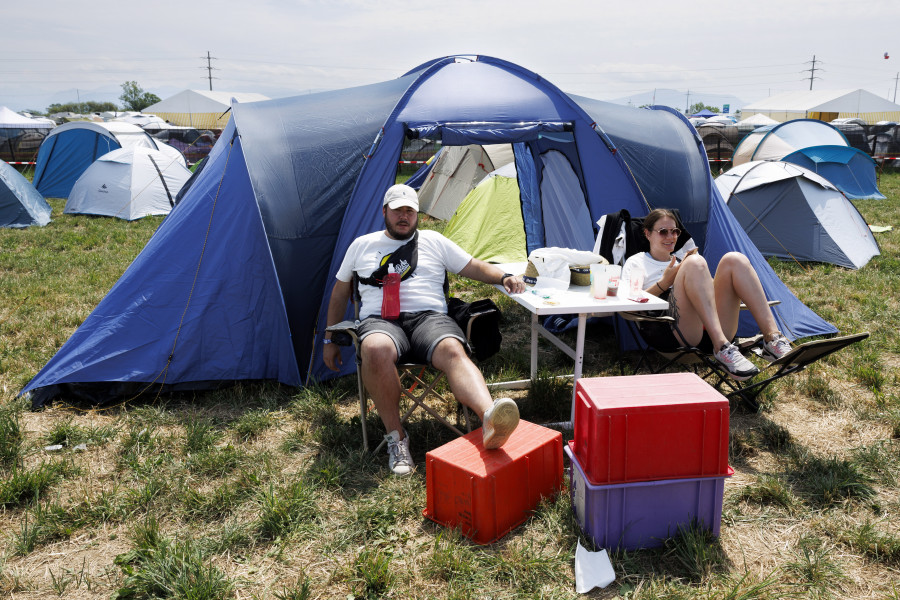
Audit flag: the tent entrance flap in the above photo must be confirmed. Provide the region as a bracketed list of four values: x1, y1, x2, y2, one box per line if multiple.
[406, 121, 573, 145]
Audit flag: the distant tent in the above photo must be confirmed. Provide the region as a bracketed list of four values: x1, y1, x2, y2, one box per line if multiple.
[65, 147, 192, 220]
[829, 119, 871, 154]
[32, 121, 163, 198]
[416, 144, 514, 219]
[716, 161, 879, 269]
[782, 145, 885, 200]
[732, 119, 849, 166]
[738, 113, 779, 127]
[0, 106, 54, 164]
[871, 125, 900, 166]
[742, 89, 900, 124]
[691, 109, 717, 118]
[0, 159, 51, 228]
[696, 124, 742, 167]
[113, 114, 169, 131]
[142, 90, 269, 130]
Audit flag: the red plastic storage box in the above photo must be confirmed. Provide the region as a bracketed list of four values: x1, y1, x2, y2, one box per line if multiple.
[424, 420, 563, 544]
[573, 373, 729, 485]
[566, 443, 731, 551]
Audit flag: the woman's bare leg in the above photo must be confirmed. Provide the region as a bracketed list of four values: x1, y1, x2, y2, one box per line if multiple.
[713, 252, 779, 340]
[670, 254, 730, 349]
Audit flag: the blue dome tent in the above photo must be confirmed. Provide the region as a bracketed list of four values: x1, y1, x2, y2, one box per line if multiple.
[22, 56, 837, 407]
[782, 145, 885, 200]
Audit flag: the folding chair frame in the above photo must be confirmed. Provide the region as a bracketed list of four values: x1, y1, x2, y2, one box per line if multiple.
[621, 310, 869, 411]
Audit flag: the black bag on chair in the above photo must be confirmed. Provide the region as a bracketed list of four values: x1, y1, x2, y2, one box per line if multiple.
[447, 297, 502, 361]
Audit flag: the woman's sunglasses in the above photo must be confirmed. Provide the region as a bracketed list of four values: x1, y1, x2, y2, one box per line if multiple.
[653, 228, 682, 237]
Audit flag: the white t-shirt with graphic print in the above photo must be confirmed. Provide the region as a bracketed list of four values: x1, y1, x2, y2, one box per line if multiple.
[336, 229, 473, 318]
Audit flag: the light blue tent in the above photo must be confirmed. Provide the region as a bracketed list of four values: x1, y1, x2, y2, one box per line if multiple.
[0, 159, 51, 228]
[22, 56, 837, 406]
[32, 121, 160, 198]
[782, 145, 885, 200]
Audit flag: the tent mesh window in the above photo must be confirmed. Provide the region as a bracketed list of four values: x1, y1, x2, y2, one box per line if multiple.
[398, 137, 440, 179]
[697, 125, 748, 168]
[0, 128, 51, 163]
[831, 122, 872, 155]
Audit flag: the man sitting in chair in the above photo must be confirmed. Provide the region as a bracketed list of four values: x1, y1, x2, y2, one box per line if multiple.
[323, 184, 526, 475]
[622, 208, 792, 381]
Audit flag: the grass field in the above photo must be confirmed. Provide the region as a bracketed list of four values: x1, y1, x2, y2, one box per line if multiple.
[1, 174, 899, 599]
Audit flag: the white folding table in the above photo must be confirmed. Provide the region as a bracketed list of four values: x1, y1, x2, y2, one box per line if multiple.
[490, 262, 668, 426]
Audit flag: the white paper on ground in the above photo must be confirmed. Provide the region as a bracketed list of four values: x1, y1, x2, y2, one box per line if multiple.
[575, 540, 615, 593]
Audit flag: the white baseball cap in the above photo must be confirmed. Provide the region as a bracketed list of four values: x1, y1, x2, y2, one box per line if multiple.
[383, 184, 419, 211]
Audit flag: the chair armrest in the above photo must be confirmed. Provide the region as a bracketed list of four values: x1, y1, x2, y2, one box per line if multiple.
[620, 312, 675, 326]
[326, 320, 359, 347]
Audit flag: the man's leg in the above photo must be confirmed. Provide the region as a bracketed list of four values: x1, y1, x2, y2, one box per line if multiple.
[431, 337, 519, 449]
[430, 337, 493, 418]
[359, 332, 404, 438]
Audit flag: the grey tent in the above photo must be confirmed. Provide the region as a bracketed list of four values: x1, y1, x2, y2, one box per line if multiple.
[716, 161, 879, 269]
[416, 143, 514, 219]
[0, 159, 51, 228]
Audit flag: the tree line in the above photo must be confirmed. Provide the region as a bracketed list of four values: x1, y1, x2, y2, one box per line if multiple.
[39, 81, 161, 116]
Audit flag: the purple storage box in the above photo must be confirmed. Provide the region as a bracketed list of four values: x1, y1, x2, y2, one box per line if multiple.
[566, 444, 731, 551]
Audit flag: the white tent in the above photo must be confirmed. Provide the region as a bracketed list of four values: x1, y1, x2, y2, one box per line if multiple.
[142, 89, 269, 129]
[113, 113, 169, 130]
[737, 113, 779, 127]
[416, 144, 514, 219]
[0, 107, 55, 128]
[65, 147, 192, 220]
[742, 89, 900, 124]
[716, 161, 879, 269]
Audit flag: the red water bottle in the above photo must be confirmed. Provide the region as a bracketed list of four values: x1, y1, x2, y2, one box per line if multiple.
[381, 265, 401, 320]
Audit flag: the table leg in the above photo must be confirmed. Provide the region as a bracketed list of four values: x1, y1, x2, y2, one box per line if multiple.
[530, 311, 539, 380]
[570, 312, 587, 423]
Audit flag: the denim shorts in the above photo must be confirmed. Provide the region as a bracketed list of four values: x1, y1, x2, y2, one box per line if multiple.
[637, 289, 715, 353]
[356, 311, 467, 365]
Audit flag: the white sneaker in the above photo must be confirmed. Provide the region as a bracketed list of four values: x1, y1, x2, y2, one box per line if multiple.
[385, 429, 413, 475]
[713, 342, 759, 381]
[763, 332, 792, 361]
[482, 398, 520, 450]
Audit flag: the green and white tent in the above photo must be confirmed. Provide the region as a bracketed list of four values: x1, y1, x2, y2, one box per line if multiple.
[444, 149, 594, 263]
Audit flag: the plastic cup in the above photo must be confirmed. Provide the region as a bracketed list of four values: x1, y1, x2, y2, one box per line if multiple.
[628, 272, 645, 299]
[590, 265, 608, 299]
[605, 265, 622, 297]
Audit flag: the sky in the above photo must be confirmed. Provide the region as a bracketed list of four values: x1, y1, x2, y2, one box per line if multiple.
[3, 0, 900, 114]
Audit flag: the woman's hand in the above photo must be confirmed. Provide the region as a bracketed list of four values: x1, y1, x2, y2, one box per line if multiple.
[659, 255, 679, 289]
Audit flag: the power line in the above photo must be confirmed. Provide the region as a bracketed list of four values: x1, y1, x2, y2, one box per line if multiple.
[201, 51, 218, 91]
[804, 55, 822, 90]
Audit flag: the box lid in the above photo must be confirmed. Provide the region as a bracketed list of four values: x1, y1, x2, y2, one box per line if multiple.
[426, 420, 561, 477]
[575, 373, 727, 411]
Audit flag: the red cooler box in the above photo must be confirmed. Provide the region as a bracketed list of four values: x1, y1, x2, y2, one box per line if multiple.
[424, 420, 563, 544]
[573, 373, 729, 485]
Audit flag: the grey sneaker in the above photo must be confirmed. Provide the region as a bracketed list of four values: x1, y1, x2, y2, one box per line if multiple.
[482, 398, 520, 449]
[763, 332, 792, 361]
[714, 342, 759, 381]
[385, 429, 413, 475]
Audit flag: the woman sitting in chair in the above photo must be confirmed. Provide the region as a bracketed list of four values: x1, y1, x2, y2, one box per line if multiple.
[622, 208, 792, 380]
